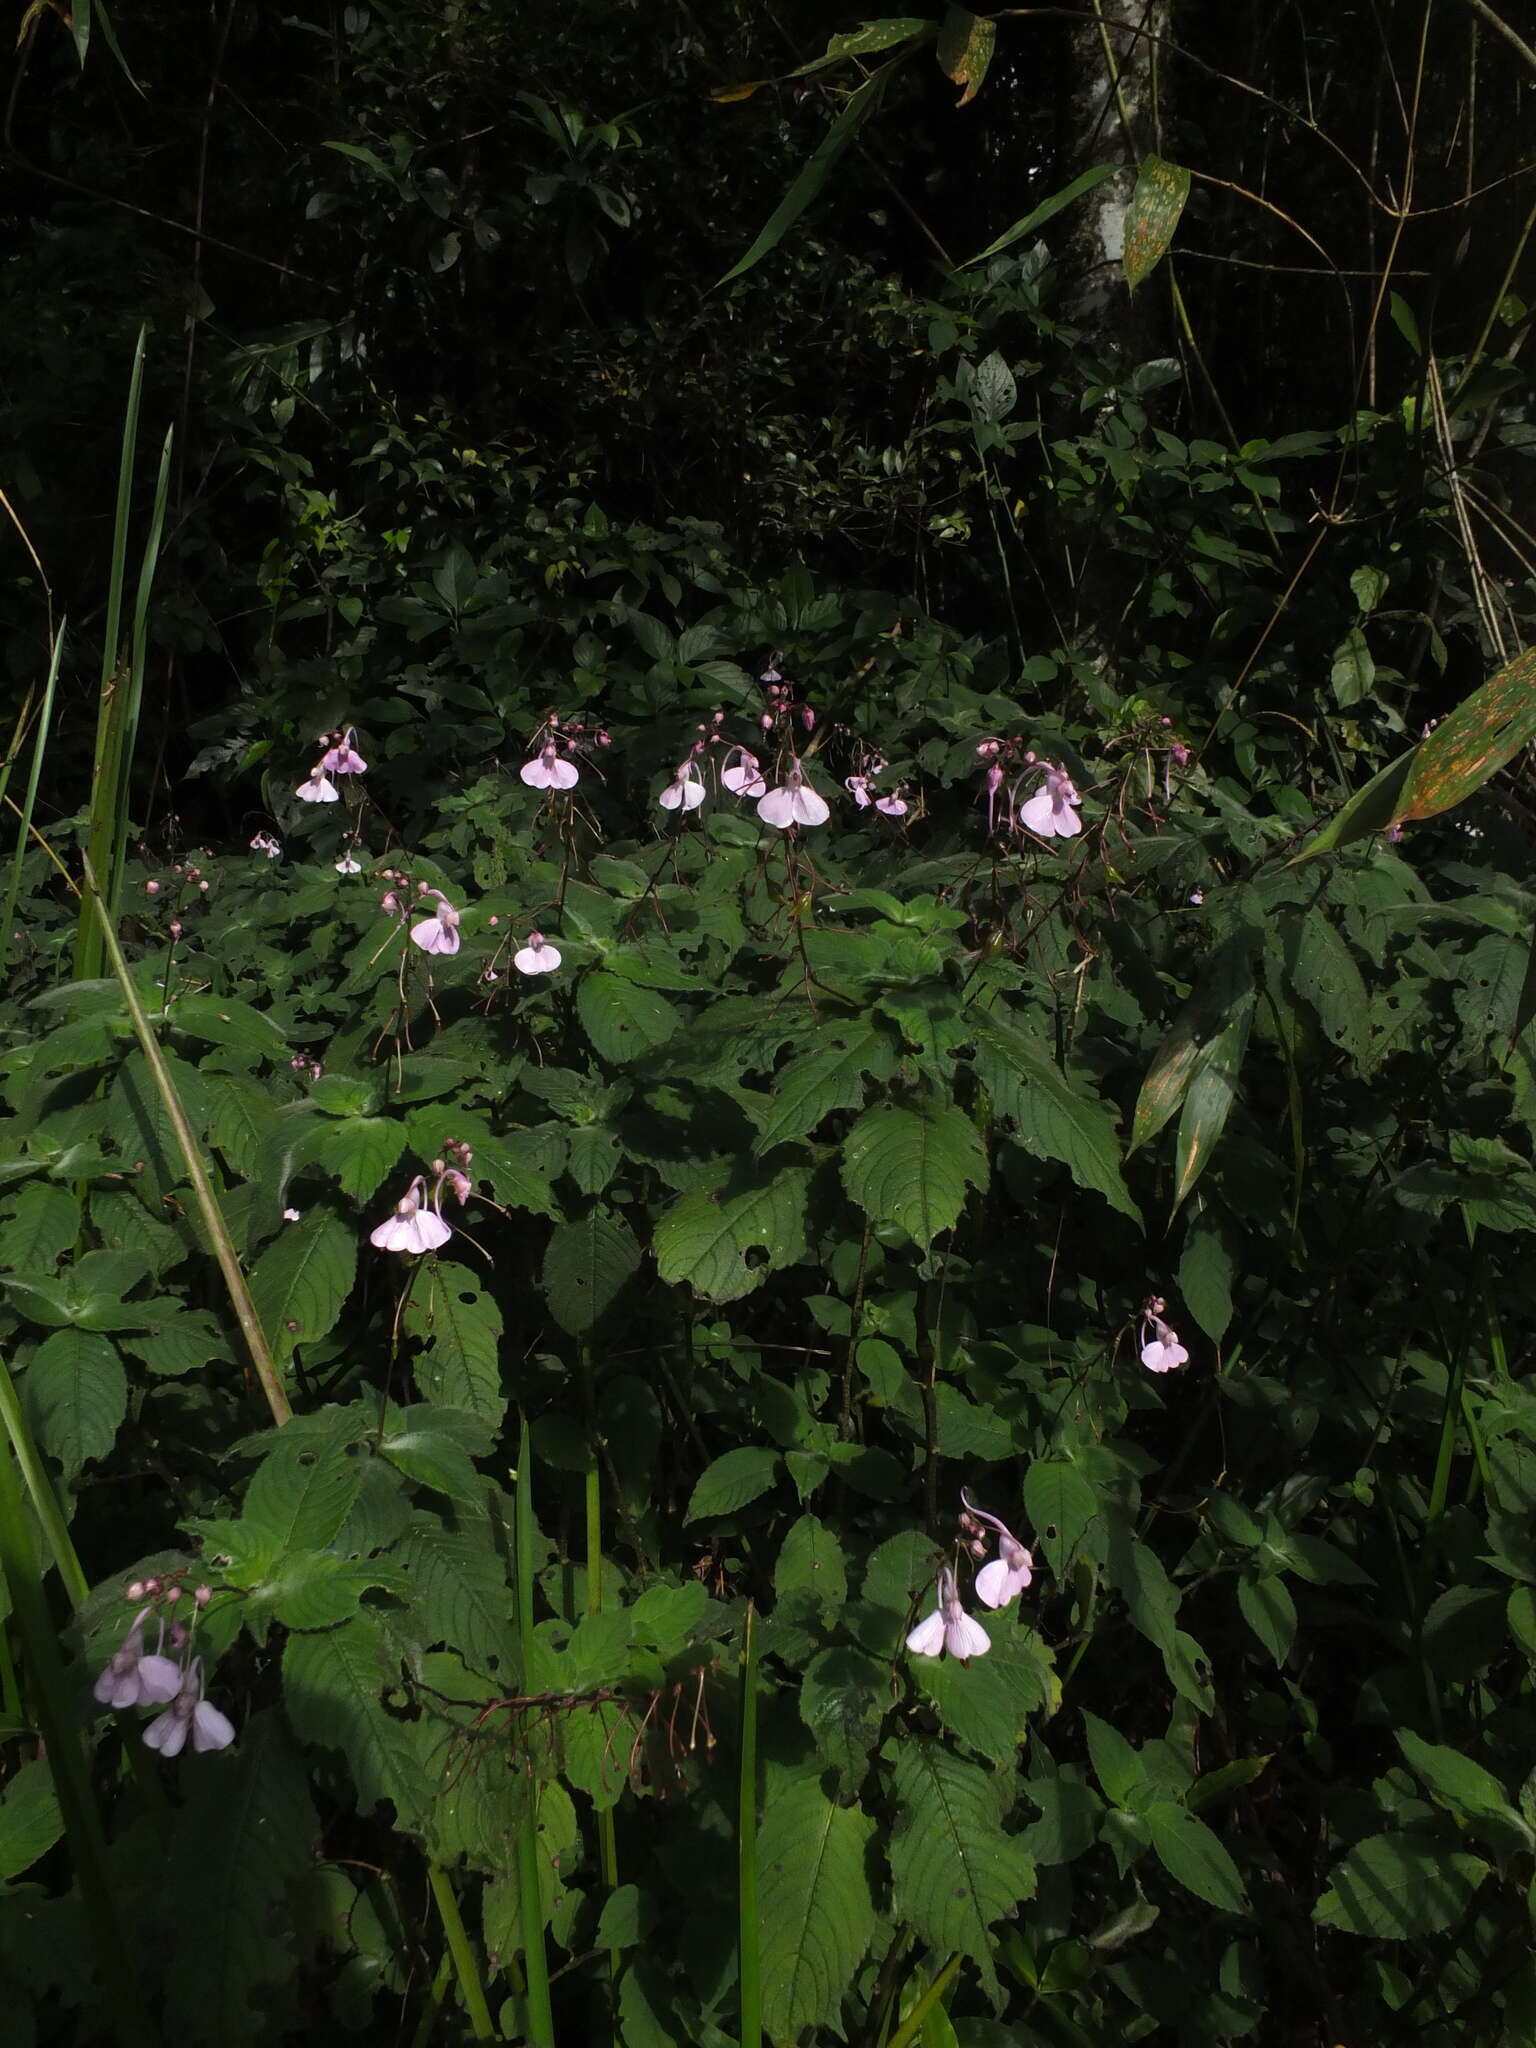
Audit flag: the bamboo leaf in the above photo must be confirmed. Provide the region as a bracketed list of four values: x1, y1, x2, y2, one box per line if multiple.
[1124, 157, 1191, 291]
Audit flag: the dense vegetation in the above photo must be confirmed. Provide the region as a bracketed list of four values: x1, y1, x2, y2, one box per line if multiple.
[1, 3, 1534, 2043]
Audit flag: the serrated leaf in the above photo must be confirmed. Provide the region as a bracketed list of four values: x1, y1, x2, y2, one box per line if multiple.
[889, 1739, 1036, 2001]
[403, 1267, 505, 1424]
[120, 1306, 229, 1377]
[1286, 909, 1371, 1063]
[842, 1099, 986, 1248]
[774, 1513, 848, 1625]
[1397, 1731, 1529, 1842]
[291, 1114, 409, 1200]
[1124, 156, 1191, 290]
[749, 1025, 895, 1154]
[757, 1779, 876, 2042]
[576, 971, 679, 1064]
[541, 1207, 639, 1333]
[1330, 625, 1375, 707]
[1313, 1831, 1487, 1937]
[1144, 1801, 1248, 1911]
[249, 1208, 357, 1364]
[654, 1162, 809, 1302]
[800, 1646, 886, 1784]
[165, 993, 289, 1057]
[970, 349, 1015, 424]
[242, 1440, 364, 1562]
[162, 1715, 319, 2048]
[918, 1622, 1057, 1761]
[1130, 936, 1256, 1152]
[972, 1009, 1138, 1221]
[107, 1050, 208, 1202]
[283, 1614, 433, 1823]
[22, 1329, 126, 1483]
[1022, 1461, 1098, 1574]
[379, 1404, 492, 1503]
[0, 1761, 62, 1884]
[395, 1518, 513, 1677]
[564, 1123, 622, 1195]
[686, 1446, 781, 1521]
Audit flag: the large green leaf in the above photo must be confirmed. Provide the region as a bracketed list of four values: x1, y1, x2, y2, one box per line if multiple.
[936, 3, 995, 104]
[395, 1518, 514, 1678]
[541, 1207, 639, 1333]
[756, 1778, 876, 2042]
[748, 1024, 895, 1154]
[576, 970, 679, 1064]
[403, 1266, 505, 1423]
[654, 1162, 809, 1302]
[283, 1614, 433, 1823]
[249, 1208, 357, 1365]
[22, 1329, 126, 1483]
[1130, 935, 1257, 1153]
[0, 1184, 79, 1272]
[291, 1113, 409, 1200]
[889, 1739, 1036, 2002]
[241, 1439, 364, 1563]
[685, 1445, 782, 1522]
[1144, 1801, 1247, 1912]
[841, 1099, 986, 1248]
[1172, 1003, 1253, 1211]
[1284, 909, 1371, 1064]
[1313, 1831, 1488, 1938]
[971, 1008, 1138, 1222]
[0, 1760, 62, 1884]
[958, 162, 1117, 269]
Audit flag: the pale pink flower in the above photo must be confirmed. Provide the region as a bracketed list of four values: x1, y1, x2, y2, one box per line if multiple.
[370, 1174, 452, 1254]
[411, 891, 461, 956]
[321, 728, 367, 775]
[1140, 1301, 1189, 1374]
[93, 1607, 182, 1710]
[875, 792, 908, 818]
[961, 1492, 1035, 1609]
[142, 1659, 236, 1759]
[335, 854, 363, 875]
[757, 758, 830, 830]
[520, 741, 579, 790]
[1018, 764, 1082, 840]
[295, 767, 340, 804]
[721, 748, 767, 798]
[250, 832, 282, 859]
[440, 1167, 472, 1206]
[514, 933, 562, 975]
[845, 775, 872, 808]
[658, 761, 706, 812]
[282, 1207, 302, 1223]
[906, 1565, 991, 1662]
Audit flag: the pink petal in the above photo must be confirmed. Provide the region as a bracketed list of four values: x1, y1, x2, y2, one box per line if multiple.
[370, 1215, 415, 1252]
[520, 760, 555, 787]
[905, 1609, 947, 1658]
[1054, 804, 1083, 838]
[192, 1702, 237, 1753]
[945, 1613, 992, 1660]
[1019, 788, 1060, 837]
[756, 787, 797, 829]
[135, 1655, 183, 1705]
[406, 1212, 453, 1253]
[142, 1708, 189, 1758]
[790, 787, 830, 827]
[973, 1559, 1016, 1609]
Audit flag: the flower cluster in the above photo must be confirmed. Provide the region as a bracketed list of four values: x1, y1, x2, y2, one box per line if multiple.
[1140, 1297, 1190, 1373]
[295, 725, 368, 806]
[975, 739, 1083, 842]
[369, 1144, 473, 1256]
[906, 1496, 1036, 1664]
[93, 1577, 234, 1759]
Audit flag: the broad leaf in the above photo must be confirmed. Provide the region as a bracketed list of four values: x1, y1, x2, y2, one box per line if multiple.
[841, 1099, 987, 1247]
[971, 1008, 1138, 1222]
[23, 1329, 126, 1483]
[1313, 1831, 1487, 1938]
[1124, 157, 1191, 290]
[249, 1208, 357, 1365]
[404, 1266, 505, 1423]
[757, 1778, 876, 2042]
[654, 1162, 809, 1302]
[1144, 1801, 1248, 1912]
[541, 1207, 639, 1333]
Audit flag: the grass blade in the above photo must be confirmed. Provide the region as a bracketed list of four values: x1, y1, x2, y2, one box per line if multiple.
[427, 1860, 495, 2041]
[0, 621, 64, 970]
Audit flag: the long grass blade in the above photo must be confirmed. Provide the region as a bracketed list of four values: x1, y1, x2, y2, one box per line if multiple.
[737, 1601, 761, 2048]
[0, 622, 64, 972]
[0, 1403, 154, 2048]
[75, 328, 147, 983]
[107, 422, 173, 910]
[514, 1417, 556, 2047]
[427, 1860, 495, 2041]
[83, 861, 292, 1426]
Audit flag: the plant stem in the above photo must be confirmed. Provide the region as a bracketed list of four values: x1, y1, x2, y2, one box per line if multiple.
[409, 1950, 455, 2048]
[0, 1350, 89, 1608]
[882, 1953, 961, 2048]
[736, 1601, 761, 2048]
[514, 1418, 557, 2048]
[427, 1861, 495, 2042]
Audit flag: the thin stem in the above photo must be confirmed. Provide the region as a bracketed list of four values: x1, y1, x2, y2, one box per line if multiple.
[582, 1436, 621, 2014]
[426, 1862, 495, 2042]
[408, 1950, 455, 2048]
[736, 1602, 761, 2048]
[0, 1351, 89, 1609]
[883, 1954, 962, 2048]
[0, 621, 64, 966]
[514, 1419, 557, 2048]
[85, 862, 292, 1426]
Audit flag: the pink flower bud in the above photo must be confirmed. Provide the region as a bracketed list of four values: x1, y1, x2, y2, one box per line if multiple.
[126, 1581, 145, 1601]
[145, 880, 160, 896]
[761, 712, 774, 731]
[195, 1585, 211, 1608]
[800, 706, 815, 732]
[487, 915, 499, 927]
[165, 1584, 181, 1605]
[169, 921, 183, 939]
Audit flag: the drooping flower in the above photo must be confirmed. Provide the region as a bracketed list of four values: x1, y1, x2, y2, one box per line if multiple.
[335, 854, 363, 875]
[520, 741, 580, 790]
[845, 775, 872, 808]
[1018, 763, 1082, 840]
[142, 1658, 236, 1760]
[514, 933, 562, 975]
[411, 890, 461, 956]
[321, 727, 367, 775]
[961, 1492, 1035, 1609]
[757, 758, 830, 830]
[875, 791, 909, 818]
[93, 1607, 182, 1711]
[369, 1174, 453, 1254]
[295, 766, 340, 804]
[906, 1565, 992, 1662]
[658, 761, 706, 813]
[250, 832, 282, 860]
[1140, 1301, 1189, 1374]
[721, 748, 767, 798]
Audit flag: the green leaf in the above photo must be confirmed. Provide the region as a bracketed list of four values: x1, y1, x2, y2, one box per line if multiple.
[937, 4, 996, 105]
[1144, 1801, 1248, 1912]
[576, 970, 680, 1064]
[747, 1025, 895, 1154]
[1130, 936, 1256, 1152]
[1313, 1831, 1488, 1938]
[793, 17, 932, 74]
[403, 1267, 505, 1424]
[918, 1623, 1057, 1761]
[1022, 1771, 1104, 1865]
[1330, 625, 1375, 708]
[1082, 1711, 1148, 1808]
[756, 1779, 876, 2043]
[718, 59, 902, 286]
[1177, 1217, 1233, 1341]
[242, 1440, 364, 1561]
[841, 1099, 987, 1248]
[1286, 910, 1371, 1063]
[800, 1646, 887, 1783]
[654, 1162, 809, 1302]
[161, 1715, 320, 2048]
[774, 1513, 848, 1626]
[1397, 1730, 1531, 1844]
[958, 163, 1117, 269]
[541, 1207, 640, 1333]
[283, 1614, 433, 1823]
[121, 1305, 230, 1377]
[686, 1446, 782, 1522]
[165, 992, 289, 1057]
[1124, 156, 1191, 290]
[1023, 1460, 1099, 1575]
[107, 1050, 208, 1202]
[1237, 1572, 1296, 1667]
[972, 1008, 1138, 1222]
[0, 1184, 80, 1272]
[395, 1518, 514, 1678]
[22, 1329, 126, 1483]
[249, 1208, 357, 1364]
[889, 1739, 1036, 2002]
[379, 1404, 492, 1503]
[1172, 1004, 1252, 1211]
[291, 1114, 409, 1200]
[0, 1760, 63, 1883]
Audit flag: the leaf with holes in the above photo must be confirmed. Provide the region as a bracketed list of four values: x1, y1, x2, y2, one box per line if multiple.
[972, 1008, 1138, 1222]
[250, 1208, 357, 1364]
[1124, 157, 1190, 290]
[577, 970, 680, 1064]
[542, 1207, 640, 1333]
[654, 1162, 809, 1303]
[748, 1024, 895, 1154]
[403, 1267, 505, 1424]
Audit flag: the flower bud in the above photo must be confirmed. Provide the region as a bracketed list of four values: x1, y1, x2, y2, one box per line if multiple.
[195, 1585, 212, 1609]
[126, 1580, 145, 1601]
[145, 880, 160, 896]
